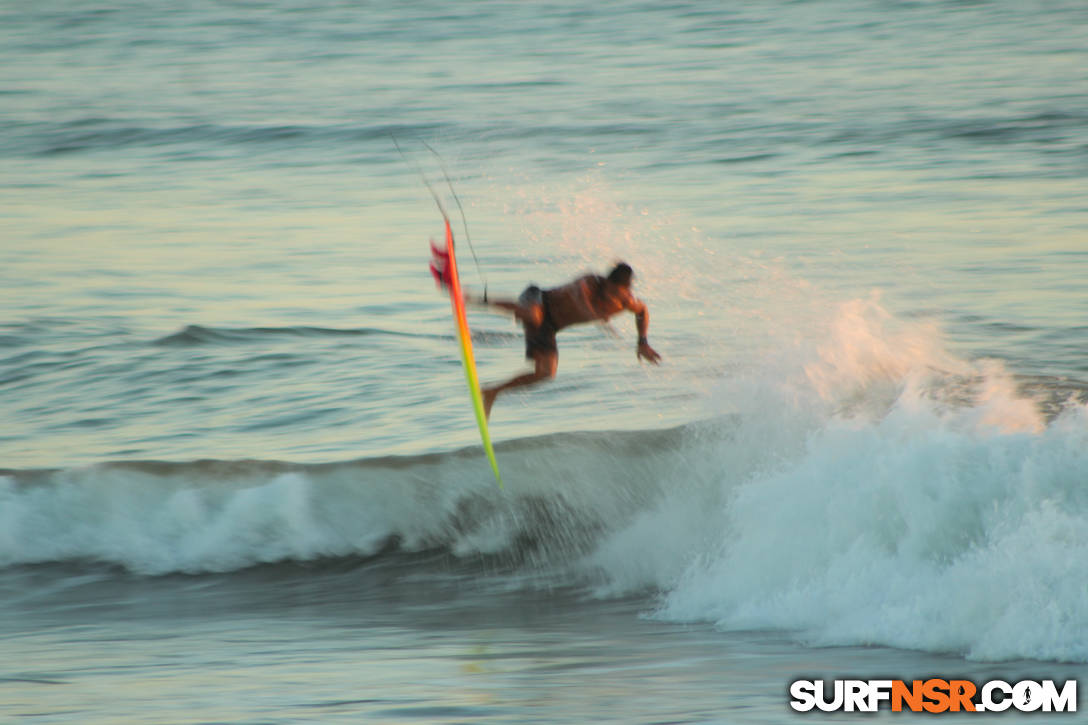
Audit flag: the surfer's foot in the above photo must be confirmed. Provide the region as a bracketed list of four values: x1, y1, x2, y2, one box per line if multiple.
[482, 387, 498, 419]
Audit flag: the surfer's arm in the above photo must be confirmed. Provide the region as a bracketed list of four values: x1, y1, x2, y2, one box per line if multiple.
[627, 297, 661, 364]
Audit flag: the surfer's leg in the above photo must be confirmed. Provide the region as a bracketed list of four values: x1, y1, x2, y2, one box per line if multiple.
[485, 299, 540, 324]
[482, 351, 557, 419]
[466, 293, 542, 326]
[484, 285, 544, 325]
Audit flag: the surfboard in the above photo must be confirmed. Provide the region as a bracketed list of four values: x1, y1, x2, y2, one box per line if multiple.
[430, 218, 503, 488]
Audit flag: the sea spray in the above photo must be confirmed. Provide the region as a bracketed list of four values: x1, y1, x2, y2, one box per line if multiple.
[4, 294, 1086, 662]
[589, 297, 1088, 663]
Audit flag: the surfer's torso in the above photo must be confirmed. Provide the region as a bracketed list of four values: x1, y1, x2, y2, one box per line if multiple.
[545, 274, 640, 331]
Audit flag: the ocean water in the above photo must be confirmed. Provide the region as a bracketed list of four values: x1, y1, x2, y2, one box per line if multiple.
[3, 0, 1088, 722]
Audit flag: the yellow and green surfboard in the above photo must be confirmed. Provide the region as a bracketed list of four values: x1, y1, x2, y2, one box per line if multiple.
[430, 219, 502, 487]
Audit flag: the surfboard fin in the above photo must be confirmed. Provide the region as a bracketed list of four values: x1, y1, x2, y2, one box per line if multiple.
[429, 239, 452, 289]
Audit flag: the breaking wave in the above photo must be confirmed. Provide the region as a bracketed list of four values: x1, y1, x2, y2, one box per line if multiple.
[4, 298, 1087, 664]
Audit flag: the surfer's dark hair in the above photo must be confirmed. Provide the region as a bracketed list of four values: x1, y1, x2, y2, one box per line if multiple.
[607, 262, 633, 287]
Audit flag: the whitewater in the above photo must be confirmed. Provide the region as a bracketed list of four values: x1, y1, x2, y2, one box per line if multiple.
[6, 296, 1087, 668]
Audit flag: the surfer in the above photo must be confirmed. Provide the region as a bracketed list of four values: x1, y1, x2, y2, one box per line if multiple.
[470, 262, 661, 418]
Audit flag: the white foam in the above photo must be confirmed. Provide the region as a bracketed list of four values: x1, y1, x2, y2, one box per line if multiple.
[4, 291, 1086, 663]
[0, 457, 498, 575]
[585, 297, 1088, 662]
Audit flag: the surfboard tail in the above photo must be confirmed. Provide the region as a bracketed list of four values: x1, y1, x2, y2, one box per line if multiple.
[429, 240, 452, 289]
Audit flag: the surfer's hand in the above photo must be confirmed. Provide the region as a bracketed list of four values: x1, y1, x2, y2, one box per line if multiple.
[637, 341, 661, 364]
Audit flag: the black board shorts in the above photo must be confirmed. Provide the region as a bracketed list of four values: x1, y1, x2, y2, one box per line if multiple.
[519, 285, 558, 358]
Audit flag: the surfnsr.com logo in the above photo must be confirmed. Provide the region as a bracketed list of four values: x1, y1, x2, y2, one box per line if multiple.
[789, 679, 1077, 714]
